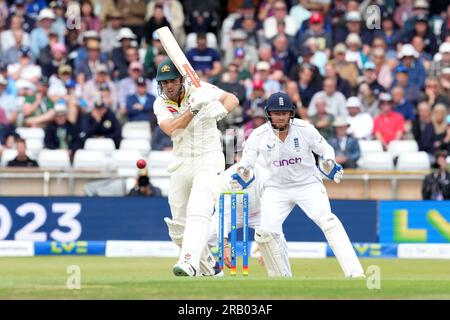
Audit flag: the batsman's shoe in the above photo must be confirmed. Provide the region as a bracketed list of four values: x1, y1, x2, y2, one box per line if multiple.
[213, 261, 224, 277]
[173, 262, 197, 277]
[348, 271, 366, 279]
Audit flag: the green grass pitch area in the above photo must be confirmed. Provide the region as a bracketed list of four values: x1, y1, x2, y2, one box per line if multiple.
[0, 257, 449, 299]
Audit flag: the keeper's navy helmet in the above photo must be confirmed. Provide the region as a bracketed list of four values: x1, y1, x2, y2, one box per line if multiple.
[264, 92, 295, 120]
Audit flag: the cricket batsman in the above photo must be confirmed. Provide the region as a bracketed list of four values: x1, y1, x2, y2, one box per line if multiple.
[231, 92, 365, 278]
[154, 58, 239, 276]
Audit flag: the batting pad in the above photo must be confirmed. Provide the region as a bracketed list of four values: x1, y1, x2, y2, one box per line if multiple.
[164, 217, 215, 276]
[316, 214, 364, 277]
[255, 228, 291, 277]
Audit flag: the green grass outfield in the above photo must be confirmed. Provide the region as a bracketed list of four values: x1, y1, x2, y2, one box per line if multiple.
[0, 257, 449, 299]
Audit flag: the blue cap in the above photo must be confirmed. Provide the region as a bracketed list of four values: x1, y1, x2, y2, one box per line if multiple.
[363, 61, 376, 70]
[395, 64, 408, 74]
[64, 79, 76, 88]
[265, 92, 294, 113]
[15, 0, 26, 5]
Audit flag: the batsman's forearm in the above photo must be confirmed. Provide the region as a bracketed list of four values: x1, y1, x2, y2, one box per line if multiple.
[159, 110, 194, 137]
[220, 92, 239, 113]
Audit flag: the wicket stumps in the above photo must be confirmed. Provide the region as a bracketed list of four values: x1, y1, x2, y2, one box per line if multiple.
[218, 191, 249, 276]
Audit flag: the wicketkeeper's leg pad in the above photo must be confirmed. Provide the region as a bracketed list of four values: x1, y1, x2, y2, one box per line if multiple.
[315, 214, 364, 278]
[255, 228, 291, 277]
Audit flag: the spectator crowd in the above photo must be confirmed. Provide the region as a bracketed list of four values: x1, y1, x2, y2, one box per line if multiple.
[0, 0, 450, 171]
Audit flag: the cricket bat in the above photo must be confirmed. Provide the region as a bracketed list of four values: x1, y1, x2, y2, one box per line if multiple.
[156, 26, 201, 88]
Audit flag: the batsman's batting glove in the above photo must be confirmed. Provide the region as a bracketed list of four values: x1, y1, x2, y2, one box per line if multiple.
[230, 166, 255, 190]
[318, 157, 343, 183]
[204, 100, 228, 121]
[188, 88, 215, 115]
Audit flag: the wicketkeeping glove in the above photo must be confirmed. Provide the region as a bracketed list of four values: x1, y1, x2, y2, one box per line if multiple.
[318, 157, 343, 183]
[230, 166, 255, 190]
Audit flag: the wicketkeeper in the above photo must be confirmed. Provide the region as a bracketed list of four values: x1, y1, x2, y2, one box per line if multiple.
[230, 92, 365, 278]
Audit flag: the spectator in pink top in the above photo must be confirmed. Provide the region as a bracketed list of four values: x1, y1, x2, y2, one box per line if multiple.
[81, 0, 100, 32]
[373, 93, 405, 150]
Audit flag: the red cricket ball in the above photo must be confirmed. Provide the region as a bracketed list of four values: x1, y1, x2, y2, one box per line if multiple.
[136, 159, 147, 169]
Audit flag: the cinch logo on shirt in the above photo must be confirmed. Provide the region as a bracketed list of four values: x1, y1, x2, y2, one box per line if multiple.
[273, 157, 302, 167]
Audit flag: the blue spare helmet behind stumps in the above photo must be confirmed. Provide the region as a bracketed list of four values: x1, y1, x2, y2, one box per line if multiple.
[264, 92, 295, 122]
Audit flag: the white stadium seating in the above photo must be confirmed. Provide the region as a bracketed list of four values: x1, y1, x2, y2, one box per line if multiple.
[16, 127, 45, 140]
[73, 150, 108, 169]
[110, 149, 142, 170]
[117, 167, 139, 177]
[387, 140, 419, 159]
[84, 138, 116, 155]
[357, 152, 394, 170]
[25, 139, 44, 159]
[37, 149, 71, 169]
[396, 151, 430, 170]
[150, 177, 170, 197]
[122, 121, 151, 140]
[148, 167, 170, 178]
[358, 140, 383, 154]
[148, 150, 174, 169]
[120, 139, 151, 156]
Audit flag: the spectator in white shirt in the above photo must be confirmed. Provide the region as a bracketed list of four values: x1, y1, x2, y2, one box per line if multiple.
[0, 14, 30, 53]
[308, 77, 347, 117]
[345, 96, 374, 140]
[263, 0, 298, 40]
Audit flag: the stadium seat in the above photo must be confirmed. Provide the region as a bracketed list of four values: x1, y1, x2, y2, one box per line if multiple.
[110, 149, 142, 170]
[117, 167, 139, 177]
[148, 150, 174, 169]
[396, 151, 430, 171]
[185, 32, 219, 51]
[122, 121, 151, 140]
[16, 127, 45, 140]
[148, 167, 170, 178]
[387, 140, 419, 159]
[357, 152, 394, 170]
[25, 139, 44, 158]
[358, 140, 383, 154]
[150, 177, 170, 196]
[73, 150, 108, 169]
[120, 139, 151, 157]
[37, 149, 71, 169]
[84, 138, 116, 155]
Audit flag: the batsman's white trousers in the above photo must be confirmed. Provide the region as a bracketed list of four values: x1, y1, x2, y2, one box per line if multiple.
[260, 181, 332, 234]
[168, 151, 224, 271]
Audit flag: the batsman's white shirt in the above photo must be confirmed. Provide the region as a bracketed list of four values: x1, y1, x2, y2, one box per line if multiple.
[153, 81, 225, 159]
[239, 119, 336, 188]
